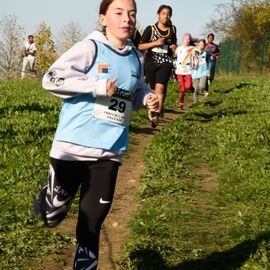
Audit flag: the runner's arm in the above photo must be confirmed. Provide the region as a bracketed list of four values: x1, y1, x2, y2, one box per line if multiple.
[213, 45, 220, 58]
[132, 51, 153, 110]
[169, 25, 177, 53]
[137, 25, 164, 51]
[192, 49, 199, 68]
[42, 40, 107, 99]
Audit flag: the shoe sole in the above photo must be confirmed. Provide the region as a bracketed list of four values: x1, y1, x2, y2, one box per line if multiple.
[33, 186, 47, 219]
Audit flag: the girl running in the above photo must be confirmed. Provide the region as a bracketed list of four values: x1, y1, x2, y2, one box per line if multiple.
[192, 39, 211, 103]
[33, 0, 159, 269]
[205, 33, 220, 84]
[138, 5, 177, 126]
[175, 33, 198, 112]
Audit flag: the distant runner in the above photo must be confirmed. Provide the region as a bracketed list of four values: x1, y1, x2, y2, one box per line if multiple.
[205, 33, 220, 84]
[139, 4, 177, 126]
[175, 33, 198, 112]
[192, 38, 211, 102]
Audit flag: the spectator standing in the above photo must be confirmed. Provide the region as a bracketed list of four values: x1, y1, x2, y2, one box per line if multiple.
[21, 35, 37, 79]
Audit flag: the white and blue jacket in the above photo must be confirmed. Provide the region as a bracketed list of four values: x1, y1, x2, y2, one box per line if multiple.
[54, 41, 140, 151]
[192, 50, 211, 79]
[42, 31, 151, 160]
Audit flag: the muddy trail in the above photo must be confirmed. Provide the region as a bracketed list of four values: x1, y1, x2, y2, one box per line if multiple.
[31, 110, 180, 270]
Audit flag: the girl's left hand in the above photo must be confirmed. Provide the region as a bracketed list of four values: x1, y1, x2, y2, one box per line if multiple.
[106, 78, 117, 97]
[170, 44, 177, 52]
[146, 94, 159, 111]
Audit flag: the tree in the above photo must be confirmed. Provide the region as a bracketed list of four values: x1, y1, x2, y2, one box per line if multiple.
[205, 0, 270, 41]
[0, 14, 25, 79]
[206, 0, 270, 73]
[34, 22, 57, 75]
[55, 21, 85, 55]
[204, 3, 234, 41]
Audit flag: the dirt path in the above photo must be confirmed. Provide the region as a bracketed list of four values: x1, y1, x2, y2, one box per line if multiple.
[32, 111, 179, 270]
[97, 126, 158, 270]
[97, 112, 178, 270]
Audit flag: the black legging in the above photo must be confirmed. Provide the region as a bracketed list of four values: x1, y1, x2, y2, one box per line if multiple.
[42, 158, 120, 268]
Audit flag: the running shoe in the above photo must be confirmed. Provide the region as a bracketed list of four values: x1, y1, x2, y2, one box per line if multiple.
[33, 173, 73, 227]
[33, 185, 47, 220]
[150, 112, 159, 128]
[148, 109, 152, 121]
[179, 104, 186, 113]
[74, 244, 98, 270]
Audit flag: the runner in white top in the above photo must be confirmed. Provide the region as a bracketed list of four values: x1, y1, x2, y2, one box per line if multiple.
[175, 33, 198, 112]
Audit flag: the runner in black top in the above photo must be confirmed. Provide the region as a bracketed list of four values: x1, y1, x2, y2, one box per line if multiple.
[138, 5, 177, 125]
[130, 27, 141, 48]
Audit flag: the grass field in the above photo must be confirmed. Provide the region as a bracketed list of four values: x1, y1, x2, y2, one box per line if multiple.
[119, 76, 270, 269]
[0, 79, 157, 269]
[1, 77, 270, 269]
[0, 80, 71, 269]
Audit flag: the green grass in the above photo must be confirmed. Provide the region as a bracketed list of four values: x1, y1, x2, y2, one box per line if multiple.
[3, 77, 270, 269]
[0, 79, 162, 269]
[0, 80, 73, 269]
[118, 77, 270, 269]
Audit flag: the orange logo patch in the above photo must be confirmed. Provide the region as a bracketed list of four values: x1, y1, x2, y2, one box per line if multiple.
[98, 64, 109, 74]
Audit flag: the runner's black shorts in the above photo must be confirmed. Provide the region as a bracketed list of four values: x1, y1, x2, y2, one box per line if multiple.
[144, 62, 173, 90]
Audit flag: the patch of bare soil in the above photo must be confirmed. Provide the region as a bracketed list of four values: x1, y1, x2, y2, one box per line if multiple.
[195, 167, 219, 191]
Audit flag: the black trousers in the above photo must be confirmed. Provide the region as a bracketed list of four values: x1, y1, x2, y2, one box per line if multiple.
[43, 158, 120, 261]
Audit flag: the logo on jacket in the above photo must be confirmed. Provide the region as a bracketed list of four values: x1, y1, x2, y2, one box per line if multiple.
[98, 64, 109, 74]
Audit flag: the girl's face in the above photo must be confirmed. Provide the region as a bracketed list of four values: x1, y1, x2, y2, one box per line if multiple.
[99, 0, 136, 47]
[183, 36, 191, 46]
[157, 8, 171, 26]
[198, 41, 205, 51]
[208, 35, 214, 43]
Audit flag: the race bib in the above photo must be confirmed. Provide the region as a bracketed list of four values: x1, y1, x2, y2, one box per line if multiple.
[176, 64, 192, 75]
[93, 88, 133, 125]
[152, 44, 169, 54]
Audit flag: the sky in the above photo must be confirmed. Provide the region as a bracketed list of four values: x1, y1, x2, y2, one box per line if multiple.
[1, 0, 229, 42]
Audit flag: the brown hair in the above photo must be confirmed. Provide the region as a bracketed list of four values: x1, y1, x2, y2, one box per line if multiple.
[99, 0, 137, 15]
[157, 5, 172, 16]
[207, 33, 215, 39]
[198, 38, 206, 44]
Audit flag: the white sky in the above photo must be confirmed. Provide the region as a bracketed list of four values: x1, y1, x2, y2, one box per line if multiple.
[1, 0, 229, 41]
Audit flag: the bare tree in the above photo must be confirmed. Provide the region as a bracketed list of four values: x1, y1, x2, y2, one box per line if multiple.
[55, 21, 85, 56]
[0, 14, 25, 78]
[203, 3, 234, 42]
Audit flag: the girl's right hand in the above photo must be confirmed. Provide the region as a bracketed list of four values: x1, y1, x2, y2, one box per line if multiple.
[155, 38, 165, 46]
[146, 93, 159, 112]
[106, 78, 117, 97]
